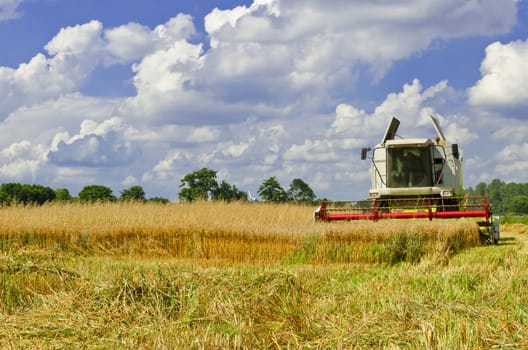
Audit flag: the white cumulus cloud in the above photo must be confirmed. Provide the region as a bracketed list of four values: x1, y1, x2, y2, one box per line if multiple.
[0, 0, 524, 199]
[495, 143, 528, 181]
[468, 40, 528, 112]
[47, 117, 137, 167]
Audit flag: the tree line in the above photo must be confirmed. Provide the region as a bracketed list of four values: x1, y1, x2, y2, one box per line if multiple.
[0, 167, 317, 206]
[465, 179, 528, 214]
[0, 183, 169, 205]
[2, 171, 526, 213]
[178, 168, 316, 204]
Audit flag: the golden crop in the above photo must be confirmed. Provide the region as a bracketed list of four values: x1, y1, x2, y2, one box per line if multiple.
[0, 201, 481, 264]
[1, 202, 522, 348]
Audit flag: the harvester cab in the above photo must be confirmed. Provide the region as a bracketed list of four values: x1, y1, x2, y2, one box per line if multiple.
[365, 116, 462, 201]
[314, 116, 499, 244]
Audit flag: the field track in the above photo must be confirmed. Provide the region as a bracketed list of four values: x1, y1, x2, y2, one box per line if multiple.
[502, 223, 528, 253]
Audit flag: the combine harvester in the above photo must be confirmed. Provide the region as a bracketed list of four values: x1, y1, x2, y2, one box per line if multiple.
[314, 116, 500, 243]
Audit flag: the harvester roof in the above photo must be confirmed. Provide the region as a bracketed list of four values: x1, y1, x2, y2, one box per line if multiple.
[384, 138, 432, 147]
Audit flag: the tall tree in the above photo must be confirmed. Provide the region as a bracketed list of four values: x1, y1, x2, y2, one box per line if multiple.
[120, 185, 146, 202]
[213, 181, 247, 202]
[178, 168, 219, 202]
[508, 195, 528, 214]
[55, 188, 72, 202]
[258, 177, 287, 202]
[0, 183, 55, 205]
[475, 182, 487, 196]
[79, 185, 116, 202]
[287, 178, 316, 203]
[24, 184, 56, 205]
[487, 178, 505, 213]
[0, 191, 9, 204]
[0, 182, 23, 203]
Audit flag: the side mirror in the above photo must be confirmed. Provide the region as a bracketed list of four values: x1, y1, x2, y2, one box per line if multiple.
[361, 147, 370, 160]
[452, 144, 459, 160]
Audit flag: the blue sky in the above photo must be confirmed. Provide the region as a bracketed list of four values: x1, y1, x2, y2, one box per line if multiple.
[0, 0, 527, 200]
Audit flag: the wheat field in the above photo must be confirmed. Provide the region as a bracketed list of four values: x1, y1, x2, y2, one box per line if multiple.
[2, 202, 525, 349]
[0, 201, 481, 264]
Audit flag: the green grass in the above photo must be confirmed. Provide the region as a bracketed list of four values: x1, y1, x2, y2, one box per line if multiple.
[501, 214, 528, 225]
[0, 224, 527, 349]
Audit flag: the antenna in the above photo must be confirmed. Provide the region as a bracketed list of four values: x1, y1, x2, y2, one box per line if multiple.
[430, 115, 446, 142]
